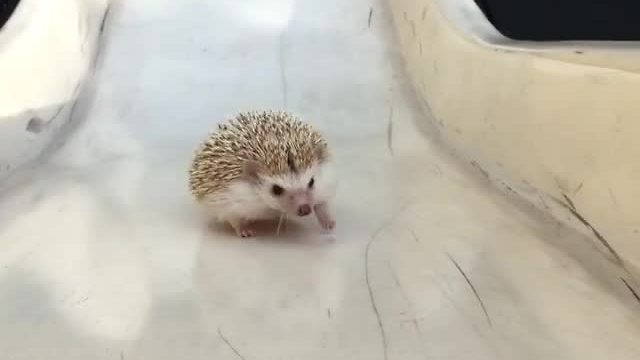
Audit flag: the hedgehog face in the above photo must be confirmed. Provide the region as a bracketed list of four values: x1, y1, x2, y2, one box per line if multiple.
[261, 167, 317, 217]
[246, 161, 336, 217]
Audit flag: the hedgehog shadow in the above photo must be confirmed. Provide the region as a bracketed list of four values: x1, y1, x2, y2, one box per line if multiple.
[206, 219, 334, 246]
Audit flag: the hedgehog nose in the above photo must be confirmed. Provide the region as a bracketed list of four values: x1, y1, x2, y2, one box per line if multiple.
[297, 204, 312, 217]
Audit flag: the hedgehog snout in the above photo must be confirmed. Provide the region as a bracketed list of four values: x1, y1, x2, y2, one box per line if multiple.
[286, 190, 313, 216]
[297, 204, 312, 217]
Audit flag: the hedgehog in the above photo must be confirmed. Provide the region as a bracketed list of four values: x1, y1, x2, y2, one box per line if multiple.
[189, 110, 337, 237]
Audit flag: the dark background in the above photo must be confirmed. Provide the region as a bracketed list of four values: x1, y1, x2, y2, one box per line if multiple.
[474, 0, 640, 41]
[1, 0, 20, 30]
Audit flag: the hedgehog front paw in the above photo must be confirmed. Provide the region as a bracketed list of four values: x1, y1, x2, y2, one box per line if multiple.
[237, 227, 257, 238]
[319, 217, 336, 231]
[229, 219, 257, 238]
[314, 203, 335, 231]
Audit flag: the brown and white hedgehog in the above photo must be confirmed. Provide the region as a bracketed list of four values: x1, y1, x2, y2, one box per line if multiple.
[189, 110, 337, 237]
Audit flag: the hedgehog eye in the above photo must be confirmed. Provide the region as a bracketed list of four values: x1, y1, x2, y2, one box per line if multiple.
[271, 185, 284, 196]
[308, 177, 315, 188]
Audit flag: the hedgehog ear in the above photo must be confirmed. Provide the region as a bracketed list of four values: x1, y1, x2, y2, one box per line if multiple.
[242, 160, 263, 183]
[314, 143, 329, 163]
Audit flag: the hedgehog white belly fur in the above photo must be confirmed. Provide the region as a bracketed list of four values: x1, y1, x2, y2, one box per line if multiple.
[189, 111, 337, 237]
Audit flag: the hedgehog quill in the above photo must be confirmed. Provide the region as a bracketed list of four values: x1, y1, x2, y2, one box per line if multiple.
[189, 111, 337, 237]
